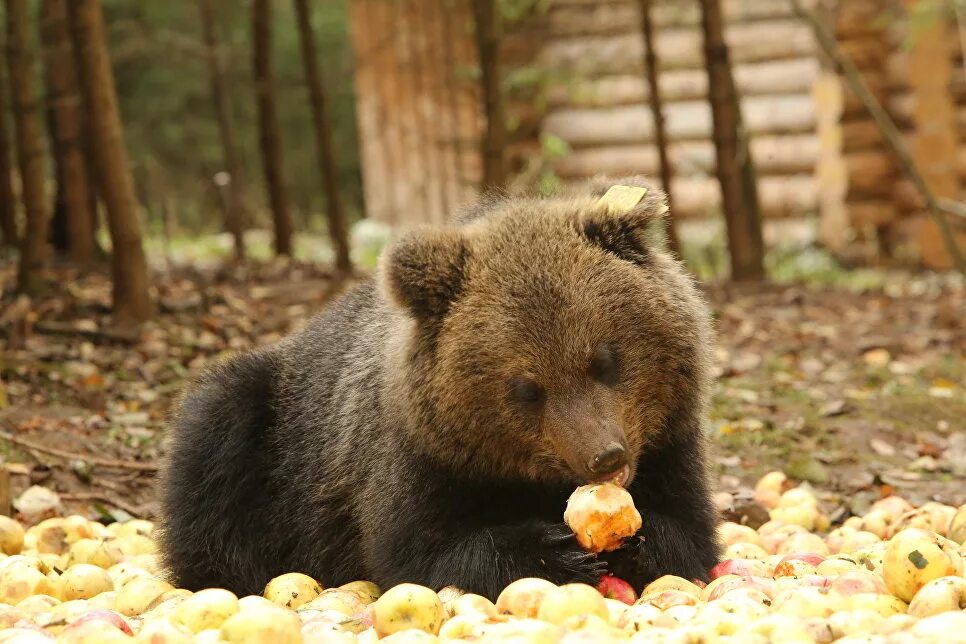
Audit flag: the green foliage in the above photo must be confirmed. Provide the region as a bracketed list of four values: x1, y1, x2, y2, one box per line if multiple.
[101, 0, 363, 235]
[498, 0, 551, 24]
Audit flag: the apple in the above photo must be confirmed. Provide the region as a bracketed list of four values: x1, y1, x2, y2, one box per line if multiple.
[262, 572, 322, 609]
[641, 576, 702, 598]
[724, 542, 769, 561]
[171, 587, 239, 632]
[710, 558, 772, 580]
[596, 575, 636, 605]
[372, 583, 445, 636]
[59, 565, 113, 601]
[828, 570, 887, 596]
[67, 609, 133, 635]
[947, 504, 966, 545]
[717, 522, 764, 548]
[906, 575, 966, 617]
[219, 605, 303, 644]
[495, 578, 556, 618]
[563, 484, 642, 553]
[114, 577, 173, 616]
[536, 583, 608, 625]
[754, 471, 788, 509]
[883, 528, 963, 602]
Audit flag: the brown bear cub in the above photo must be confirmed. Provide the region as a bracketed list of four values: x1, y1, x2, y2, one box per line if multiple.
[157, 176, 721, 600]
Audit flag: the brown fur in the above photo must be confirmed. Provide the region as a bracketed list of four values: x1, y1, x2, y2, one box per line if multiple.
[158, 175, 720, 600]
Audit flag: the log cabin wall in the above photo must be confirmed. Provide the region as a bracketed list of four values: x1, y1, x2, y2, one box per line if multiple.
[347, 0, 964, 267]
[540, 0, 821, 221]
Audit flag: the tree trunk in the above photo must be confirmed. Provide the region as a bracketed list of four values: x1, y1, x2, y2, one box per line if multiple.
[470, 0, 507, 191]
[0, 25, 17, 248]
[638, 0, 681, 257]
[5, 0, 50, 292]
[69, 0, 152, 325]
[67, 2, 102, 245]
[698, 0, 764, 281]
[293, 0, 351, 273]
[41, 0, 94, 265]
[199, 0, 246, 260]
[252, 0, 294, 256]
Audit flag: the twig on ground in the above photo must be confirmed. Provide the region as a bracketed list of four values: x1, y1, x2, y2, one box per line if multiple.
[59, 492, 145, 518]
[34, 321, 141, 344]
[0, 431, 159, 472]
[790, 0, 965, 273]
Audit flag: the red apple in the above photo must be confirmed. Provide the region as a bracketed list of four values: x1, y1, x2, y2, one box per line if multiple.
[596, 575, 637, 605]
[709, 558, 771, 580]
[778, 552, 826, 567]
[68, 610, 133, 636]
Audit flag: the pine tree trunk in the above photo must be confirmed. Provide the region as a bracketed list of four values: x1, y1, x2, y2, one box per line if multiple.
[5, 0, 50, 292]
[69, 0, 152, 325]
[199, 0, 246, 260]
[638, 0, 681, 257]
[698, 0, 764, 281]
[293, 0, 351, 273]
[41, 0, 94, 265]
[252, 0, 294, 256]
[0, 26, 17, 248]
[470, 0, 507, 191]
[67, 4, 102, 245]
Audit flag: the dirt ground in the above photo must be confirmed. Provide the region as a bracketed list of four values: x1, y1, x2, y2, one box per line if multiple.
[0, 260, 963, 525]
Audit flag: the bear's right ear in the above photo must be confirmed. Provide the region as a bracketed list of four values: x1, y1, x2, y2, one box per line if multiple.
[379, 228, 468, 319]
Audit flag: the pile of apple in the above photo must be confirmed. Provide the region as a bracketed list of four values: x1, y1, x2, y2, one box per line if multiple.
[0, 473, 962, 643]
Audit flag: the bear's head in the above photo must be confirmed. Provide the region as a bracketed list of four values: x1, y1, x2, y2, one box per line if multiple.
[378, 176, 712, 487]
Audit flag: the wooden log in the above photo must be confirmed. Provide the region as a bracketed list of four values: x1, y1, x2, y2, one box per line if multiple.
[844, 150, 897, 199]
[548, 0, 796, 37]
[544, 94, 816, 146]
[663, 175, 818, 219]
[847, 199, 899, 227]
[553, 134, 820, 178]
[539, 19, 815, 74]
[841, 120, 888, 151]
[546, 57, 819, 108]
[902, 4, 961, 269]
[840, 72, 887, 118]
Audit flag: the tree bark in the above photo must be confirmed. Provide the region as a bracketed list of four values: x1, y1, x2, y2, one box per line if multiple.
[0, 25, 17, 247]
[293, 0, 351, 272]
[252, 0, 294, 256]
[5, 0, 50, 292]
[41, 0, 94, 265]
[698, 0, 764, 281]
[67, 2, 102, 242]
[69, 0, 152, 325]
[638, 0, 681, 256]
[471, 0, 507, 191]
[199, 0, 246, 260]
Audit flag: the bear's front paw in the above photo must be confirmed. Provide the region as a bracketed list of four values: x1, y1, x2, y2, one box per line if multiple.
[530, 523, 607, 586]
[601, 523, 714, 591]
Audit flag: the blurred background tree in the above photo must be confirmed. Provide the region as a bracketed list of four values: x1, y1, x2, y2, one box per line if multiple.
[102, 1, 364, 242]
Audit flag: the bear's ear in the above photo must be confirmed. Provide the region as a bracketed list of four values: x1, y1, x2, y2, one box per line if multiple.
[576, 176, 669, 266]
[379, 228, 468, 318]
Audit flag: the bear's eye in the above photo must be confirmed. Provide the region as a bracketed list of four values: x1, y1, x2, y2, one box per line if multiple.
[588, 343, 619, 386]
[509, 377, 545, 407]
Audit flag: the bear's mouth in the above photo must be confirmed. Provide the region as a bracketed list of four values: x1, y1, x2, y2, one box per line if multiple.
[591, 464, 631, 488]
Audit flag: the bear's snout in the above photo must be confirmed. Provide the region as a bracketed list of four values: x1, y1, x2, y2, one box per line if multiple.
[587, 441, 626, 478]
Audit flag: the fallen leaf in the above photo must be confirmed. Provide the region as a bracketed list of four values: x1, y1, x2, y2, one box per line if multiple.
[869, 438, 896, 457]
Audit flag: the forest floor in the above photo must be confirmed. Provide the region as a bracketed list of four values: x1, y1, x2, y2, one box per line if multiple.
[0, 257, 963, 526]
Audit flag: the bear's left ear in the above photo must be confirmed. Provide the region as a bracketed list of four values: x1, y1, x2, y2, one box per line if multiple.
[379, 228, 468, 319]
[577, 176, 669, 266]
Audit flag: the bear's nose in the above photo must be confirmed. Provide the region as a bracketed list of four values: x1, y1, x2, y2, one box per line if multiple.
[587, 442, 626, 476]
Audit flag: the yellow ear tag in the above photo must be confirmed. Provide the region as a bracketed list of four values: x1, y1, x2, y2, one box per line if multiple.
[595, 185, 648, 214]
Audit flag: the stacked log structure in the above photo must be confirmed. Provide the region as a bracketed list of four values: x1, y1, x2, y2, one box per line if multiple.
[540, 0, 821, 220]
